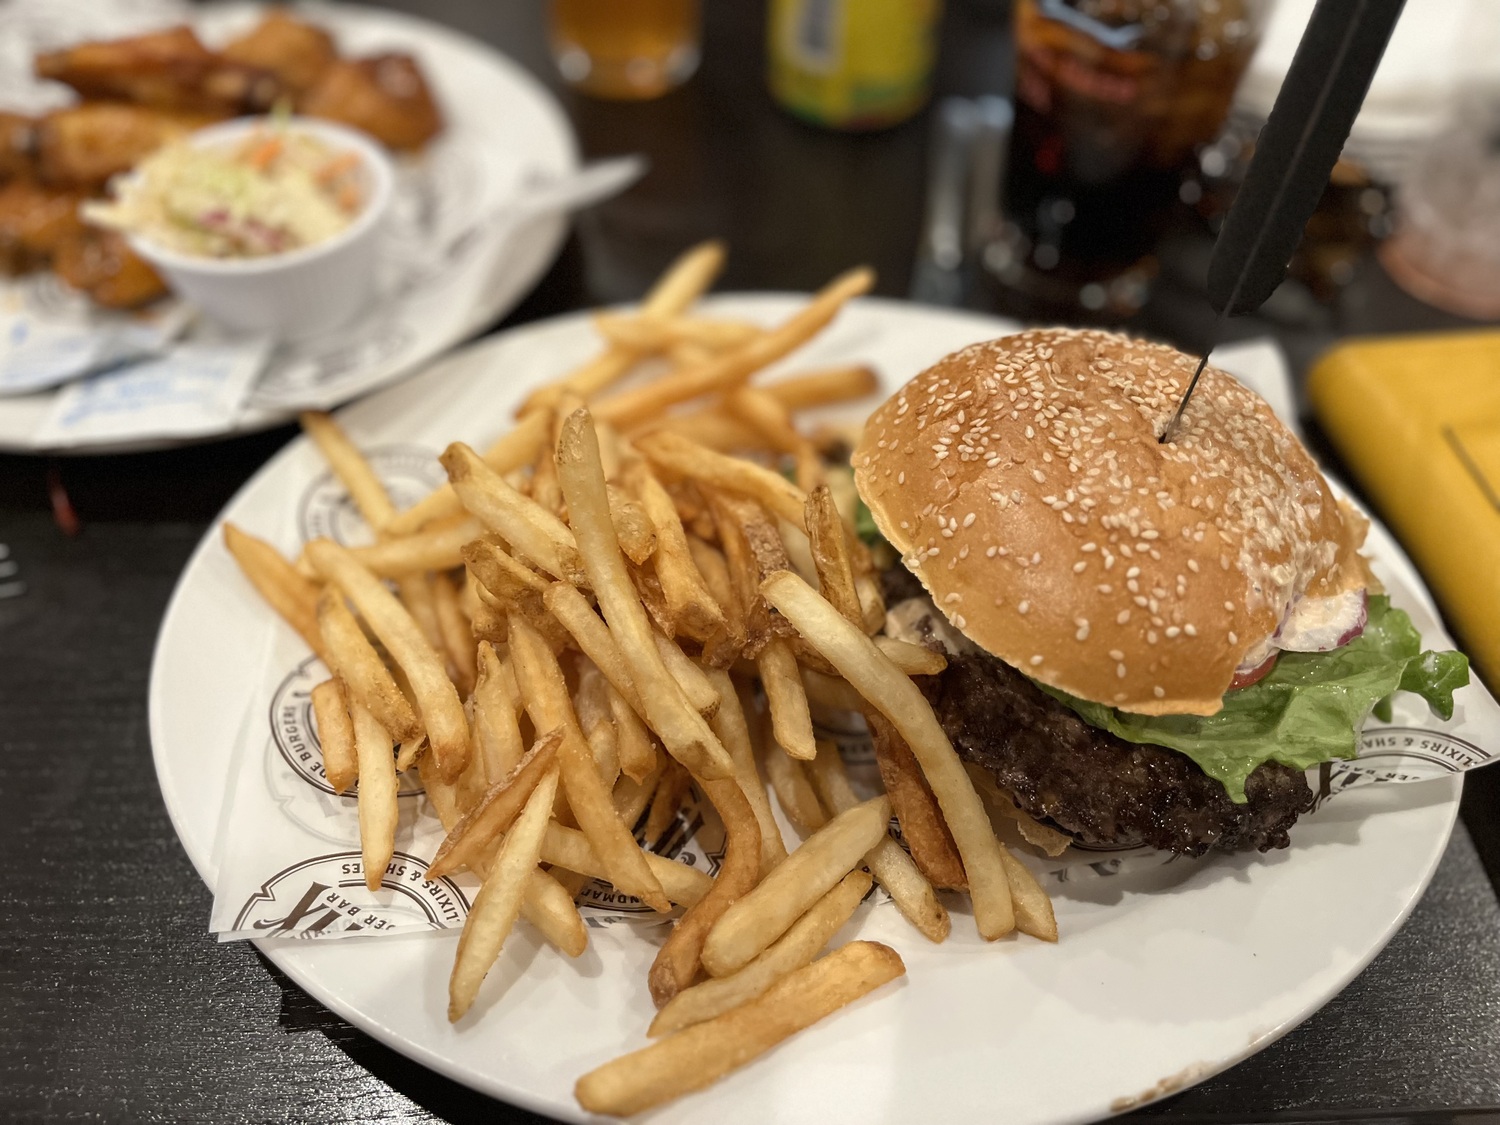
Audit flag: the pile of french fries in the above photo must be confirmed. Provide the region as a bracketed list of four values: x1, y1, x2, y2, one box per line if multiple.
[223, 242, 1056, 1116]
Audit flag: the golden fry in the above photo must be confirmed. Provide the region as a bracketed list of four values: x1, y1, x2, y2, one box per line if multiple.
[594, 267, 874, 431]
[223, 523, 325, 658]
[442, 442, 585, 584]
[649, 869, 871, 1037]
[637, 431, 809, 529]
[351, 700, 397, 892]
[554, 410, 733, 780]
[757, 638, 816, 760]
[386, 411, 550, 536]
[648, 775, 760, 1007]
[343, 514, 481, 576]
[708, 670, 788, 875]
[426, 729, 563, 880]
[627, 459, 726, 642]
[575, 940, 905, 1117]
[448, 763, 559, 1021]
[541, 822, 710, 908]
[867, 712, 967, 892]
[520, 240, 727, 416]
[300, 410, 396, 530]
[807, 741, 949, 943]
[701, 795, 889, 977]
[316, 589, 421, 743]
[510, 617, 671, 913]
[761, 570, 1016, 940]
[310, 677, 357, 794]
[306, 539, 469, 782]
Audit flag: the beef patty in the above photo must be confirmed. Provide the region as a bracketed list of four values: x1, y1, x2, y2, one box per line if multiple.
[877, 564, 1313, 853]
[919, 650, 1312, 854]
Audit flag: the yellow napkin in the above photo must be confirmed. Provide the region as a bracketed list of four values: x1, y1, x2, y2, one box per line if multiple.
[1307, 331, 1500, 684]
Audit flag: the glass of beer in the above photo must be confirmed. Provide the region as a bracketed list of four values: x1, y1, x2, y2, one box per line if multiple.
[549, 0, 702, 101]
[987, 0, 1266, 317]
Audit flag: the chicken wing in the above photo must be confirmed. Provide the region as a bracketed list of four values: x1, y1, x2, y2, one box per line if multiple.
[36, 102, 221, 189]
[52, 230, 168, 308]
[0, 181, 87, 272]
[35, 25, 281, 115]
[0, 113, 37, 183]
[298, 54, 443, 151]
[221, 9, 336, 95]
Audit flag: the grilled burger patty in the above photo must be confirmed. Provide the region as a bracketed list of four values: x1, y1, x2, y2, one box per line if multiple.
[918, 648, 1313, 855]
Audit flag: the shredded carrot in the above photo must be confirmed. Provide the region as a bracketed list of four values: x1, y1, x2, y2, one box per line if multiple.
[246, 135, 284, 171]
[316, 151, 361, 186]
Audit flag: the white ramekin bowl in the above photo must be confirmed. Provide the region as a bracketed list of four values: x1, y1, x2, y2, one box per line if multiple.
[124, 116, 395, 339]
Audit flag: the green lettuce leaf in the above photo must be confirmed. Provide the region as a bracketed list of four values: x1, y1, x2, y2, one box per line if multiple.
[1037, 596, 1469, 804]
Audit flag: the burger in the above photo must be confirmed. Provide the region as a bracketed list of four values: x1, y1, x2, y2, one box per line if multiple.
[852, 329, 1467, 856]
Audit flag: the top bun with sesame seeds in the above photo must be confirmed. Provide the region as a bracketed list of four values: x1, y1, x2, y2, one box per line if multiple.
[853, 328, 1374, 716]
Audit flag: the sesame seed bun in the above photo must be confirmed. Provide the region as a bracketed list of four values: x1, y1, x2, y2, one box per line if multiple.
[854, 329, 1373, 716]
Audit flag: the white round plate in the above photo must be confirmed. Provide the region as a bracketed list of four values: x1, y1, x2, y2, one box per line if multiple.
[150, 296, 1462, 1125]
[0, 1, 577, 453]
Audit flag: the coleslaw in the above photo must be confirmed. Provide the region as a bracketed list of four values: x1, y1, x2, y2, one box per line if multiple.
[85, 123, 366, 259]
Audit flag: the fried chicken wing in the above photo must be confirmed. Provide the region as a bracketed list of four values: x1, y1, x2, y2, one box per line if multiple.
[298, 54, 442, 151]
[0, 181, 87, 272]
[221, 9, 336, 94]
[0, 113, 38, 182]
[35, 26, 281, 115]
[36, 102, 221, 189]
[52, 230, 167, 308]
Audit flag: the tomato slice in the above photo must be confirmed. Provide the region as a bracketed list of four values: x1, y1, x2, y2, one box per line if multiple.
[1229, 651, 1278, 690]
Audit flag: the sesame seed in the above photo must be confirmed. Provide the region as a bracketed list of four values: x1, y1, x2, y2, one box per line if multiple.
[1030, 655, 1044, 666]
[1116, 609, 1131, 624]
[1184, 624, 1197, 637]
[1153, 686, 1166, 698]
[1017, 600, 1030, 614]
[1072, 561, 1087, 573]
[1116, 663, 1127, 678]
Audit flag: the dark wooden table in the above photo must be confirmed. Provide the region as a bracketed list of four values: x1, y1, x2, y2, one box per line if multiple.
[3, 3, 1499, 1123]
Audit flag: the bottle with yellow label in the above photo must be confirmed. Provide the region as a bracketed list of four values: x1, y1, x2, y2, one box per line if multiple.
[767, 0, 943, 131]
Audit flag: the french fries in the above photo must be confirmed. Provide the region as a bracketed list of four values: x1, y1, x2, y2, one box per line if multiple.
[426, 730, 562, 880]
[310, 677, 357, 794]
[222, 246, 1061, 1115]
[867, 713, 967, 892]
[306, 539, 470, 782]
[647, 775, 760, 1006]
[449, 763, 560, 1020]
[761, 570, 1016, 940]
[510, 617, 672, 914]
[649, 869, 872, 1037]
[224, 524, 325, 658]
[316, 589, 421, 743]
[442, 442, 585, 584]
[555, 409, 733, 781]
[807, 741, 949, 943]
[594, 266, 874, 429]
[350, 700, 397, 892]
[300, 410, 396, 530]
[701, 796, 890, 977]
[575, 940, 906, 1116]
